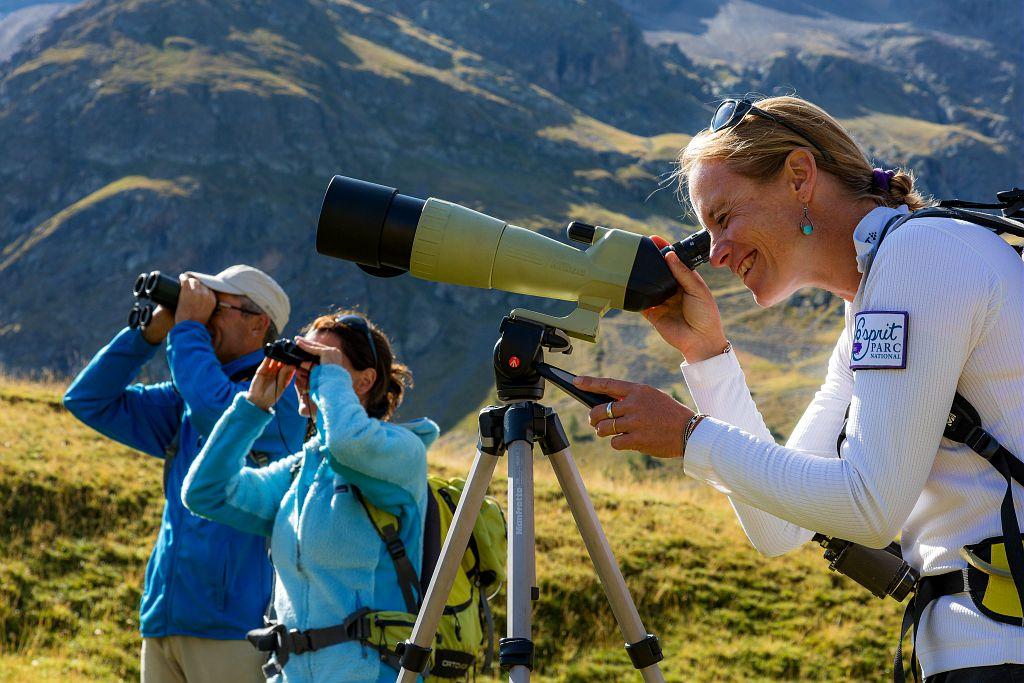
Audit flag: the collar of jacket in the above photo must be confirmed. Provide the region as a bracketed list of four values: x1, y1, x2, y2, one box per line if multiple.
[223, 347, 265, 377]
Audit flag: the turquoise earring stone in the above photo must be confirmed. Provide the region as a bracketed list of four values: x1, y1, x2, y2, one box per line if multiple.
[801, 224, 813, 235]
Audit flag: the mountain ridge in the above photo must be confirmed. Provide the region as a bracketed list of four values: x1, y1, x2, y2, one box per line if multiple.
[0, 0, 1018, 442]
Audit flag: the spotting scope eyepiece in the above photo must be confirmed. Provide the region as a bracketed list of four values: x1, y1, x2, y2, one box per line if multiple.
[316, 175, 711, 341]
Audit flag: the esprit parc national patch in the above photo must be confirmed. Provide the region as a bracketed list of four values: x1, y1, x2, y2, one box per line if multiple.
[851, 311, 909, 370]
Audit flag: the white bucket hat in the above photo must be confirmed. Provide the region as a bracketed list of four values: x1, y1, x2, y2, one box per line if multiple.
[185, 265, 290, 332]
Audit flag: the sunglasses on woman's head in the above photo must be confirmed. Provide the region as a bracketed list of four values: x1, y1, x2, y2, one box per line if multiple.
[335, 314, 379, 368]
[710, 99, 835, 163]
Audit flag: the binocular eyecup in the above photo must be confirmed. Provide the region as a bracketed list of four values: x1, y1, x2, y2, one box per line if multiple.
[128, 271, 181, 329]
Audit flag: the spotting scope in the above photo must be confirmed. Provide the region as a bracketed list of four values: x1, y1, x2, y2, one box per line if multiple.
[316, 176, 710, 341]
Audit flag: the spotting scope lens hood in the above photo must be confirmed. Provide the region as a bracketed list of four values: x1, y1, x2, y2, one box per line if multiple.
[316, 175, 425, 278]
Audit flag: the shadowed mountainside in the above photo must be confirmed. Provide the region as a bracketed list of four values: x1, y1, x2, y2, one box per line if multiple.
[0, 0, 1018, 443]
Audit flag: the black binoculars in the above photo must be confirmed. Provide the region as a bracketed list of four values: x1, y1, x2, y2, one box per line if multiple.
[128, 271, 180, 329]
[264, 339, 319, 366]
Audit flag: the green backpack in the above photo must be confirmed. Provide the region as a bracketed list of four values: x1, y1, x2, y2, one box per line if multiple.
[354, 475, 507, 679]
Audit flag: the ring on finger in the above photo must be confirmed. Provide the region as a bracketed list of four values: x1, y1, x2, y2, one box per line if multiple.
[605, 402, 616, 420]
[611, 417, 617, 434]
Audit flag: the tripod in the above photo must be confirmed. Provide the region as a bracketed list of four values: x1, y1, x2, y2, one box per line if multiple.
[395, 316, 666, 682]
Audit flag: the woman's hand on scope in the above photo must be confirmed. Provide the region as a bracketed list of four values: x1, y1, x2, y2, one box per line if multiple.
[574, 374, 695, 459]
[247, 358, 297, 412]
[644, 236, 728, 363]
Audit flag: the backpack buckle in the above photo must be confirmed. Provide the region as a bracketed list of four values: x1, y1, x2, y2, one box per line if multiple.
[246, 621, 287, 653]
[247, 621, 291, 677]
[344, 606, 372, 641]
[965, 427, 1001, 460]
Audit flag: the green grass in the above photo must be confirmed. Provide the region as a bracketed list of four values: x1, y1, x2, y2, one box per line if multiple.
[0, 378, 904, 681]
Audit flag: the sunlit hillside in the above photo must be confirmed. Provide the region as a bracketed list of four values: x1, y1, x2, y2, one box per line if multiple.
[0, 377, 904, 681]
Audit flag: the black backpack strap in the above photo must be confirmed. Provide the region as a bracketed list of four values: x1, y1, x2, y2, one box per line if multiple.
[162, 429, 182, 495]
[351, 485, 421, 613]
[893, 572, 970, 682]
[891, 394, 1024, 681]
[421, 486, 441, 599]
[944, 393, 1024, 603]
[248, 608, 373, 679]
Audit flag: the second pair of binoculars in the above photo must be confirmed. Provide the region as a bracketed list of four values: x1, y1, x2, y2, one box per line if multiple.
[263, 339, 320, 367]
[128, 271, 180, 329]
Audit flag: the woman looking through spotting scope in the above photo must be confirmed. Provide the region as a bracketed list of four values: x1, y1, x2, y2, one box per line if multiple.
[575, 95, 1024, 682]
[181, 312, 439, 683]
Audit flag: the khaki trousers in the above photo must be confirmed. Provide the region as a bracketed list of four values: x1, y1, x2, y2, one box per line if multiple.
[141, 636, 267, 683]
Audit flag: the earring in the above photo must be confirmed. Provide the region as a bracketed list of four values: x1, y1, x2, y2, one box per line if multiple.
[800, 205, 814, 235]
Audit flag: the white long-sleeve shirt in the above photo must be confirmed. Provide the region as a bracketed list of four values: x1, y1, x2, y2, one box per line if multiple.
[681, 205, 1024, 677]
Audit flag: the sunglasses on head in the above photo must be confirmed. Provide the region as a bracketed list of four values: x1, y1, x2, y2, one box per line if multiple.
[710, 99, 835, 163]
[335, 314, 379, 368]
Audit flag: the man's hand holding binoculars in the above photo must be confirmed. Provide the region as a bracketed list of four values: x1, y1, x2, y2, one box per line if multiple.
[141, 305, 175, 345]
[174, 275, 217, 325]
[139, 274, 216, 345]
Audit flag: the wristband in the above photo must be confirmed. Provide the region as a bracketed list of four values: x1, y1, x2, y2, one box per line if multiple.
[681, 413, 708, 458]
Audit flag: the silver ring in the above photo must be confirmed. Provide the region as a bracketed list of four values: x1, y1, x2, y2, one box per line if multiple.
[605, 402, 616, 420]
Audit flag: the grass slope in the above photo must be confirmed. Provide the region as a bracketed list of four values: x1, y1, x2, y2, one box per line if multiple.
[0, 377, 903, 681]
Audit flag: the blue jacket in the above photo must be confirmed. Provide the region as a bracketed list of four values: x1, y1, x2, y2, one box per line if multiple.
[183, 363, 440, 683]
[63, 323, 306, 639]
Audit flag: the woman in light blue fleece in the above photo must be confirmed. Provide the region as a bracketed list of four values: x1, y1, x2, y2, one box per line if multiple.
[182, 312, 440, 683]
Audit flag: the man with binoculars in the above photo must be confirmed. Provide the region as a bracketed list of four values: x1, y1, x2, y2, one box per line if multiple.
[64, 265, 306, 683]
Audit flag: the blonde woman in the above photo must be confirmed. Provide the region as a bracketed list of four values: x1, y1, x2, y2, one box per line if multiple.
[577, 96, 1024, 682]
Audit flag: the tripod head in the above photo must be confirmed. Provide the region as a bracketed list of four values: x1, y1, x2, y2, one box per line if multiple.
[493, 315, 615, 407]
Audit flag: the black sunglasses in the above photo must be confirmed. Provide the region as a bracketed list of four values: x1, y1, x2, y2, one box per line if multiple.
[335, 314, 379, 368]
[710, 99, 835, 163]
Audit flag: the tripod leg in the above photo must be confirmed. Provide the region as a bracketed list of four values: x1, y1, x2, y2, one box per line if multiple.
[396, 447, 499, 683]
[548, 447, 667, 683]
[505, 439, 536, 683]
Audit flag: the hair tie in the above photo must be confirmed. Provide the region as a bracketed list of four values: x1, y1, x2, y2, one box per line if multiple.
[872, 168, 896, 192]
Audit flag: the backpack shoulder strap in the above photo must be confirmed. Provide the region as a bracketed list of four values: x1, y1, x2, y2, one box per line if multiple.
[351, 485, 420, 612]
[162, 429, 182, 495]
[421, 485, 442, 599]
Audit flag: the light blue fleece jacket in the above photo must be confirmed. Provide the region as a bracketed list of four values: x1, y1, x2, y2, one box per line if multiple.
[182, 363, 439, 683]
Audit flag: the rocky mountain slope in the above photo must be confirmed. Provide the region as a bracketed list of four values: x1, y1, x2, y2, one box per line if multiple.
[0, 2, 74, 61]
[0, 0, 1017, 438]
[621, 0, 1022, 192]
